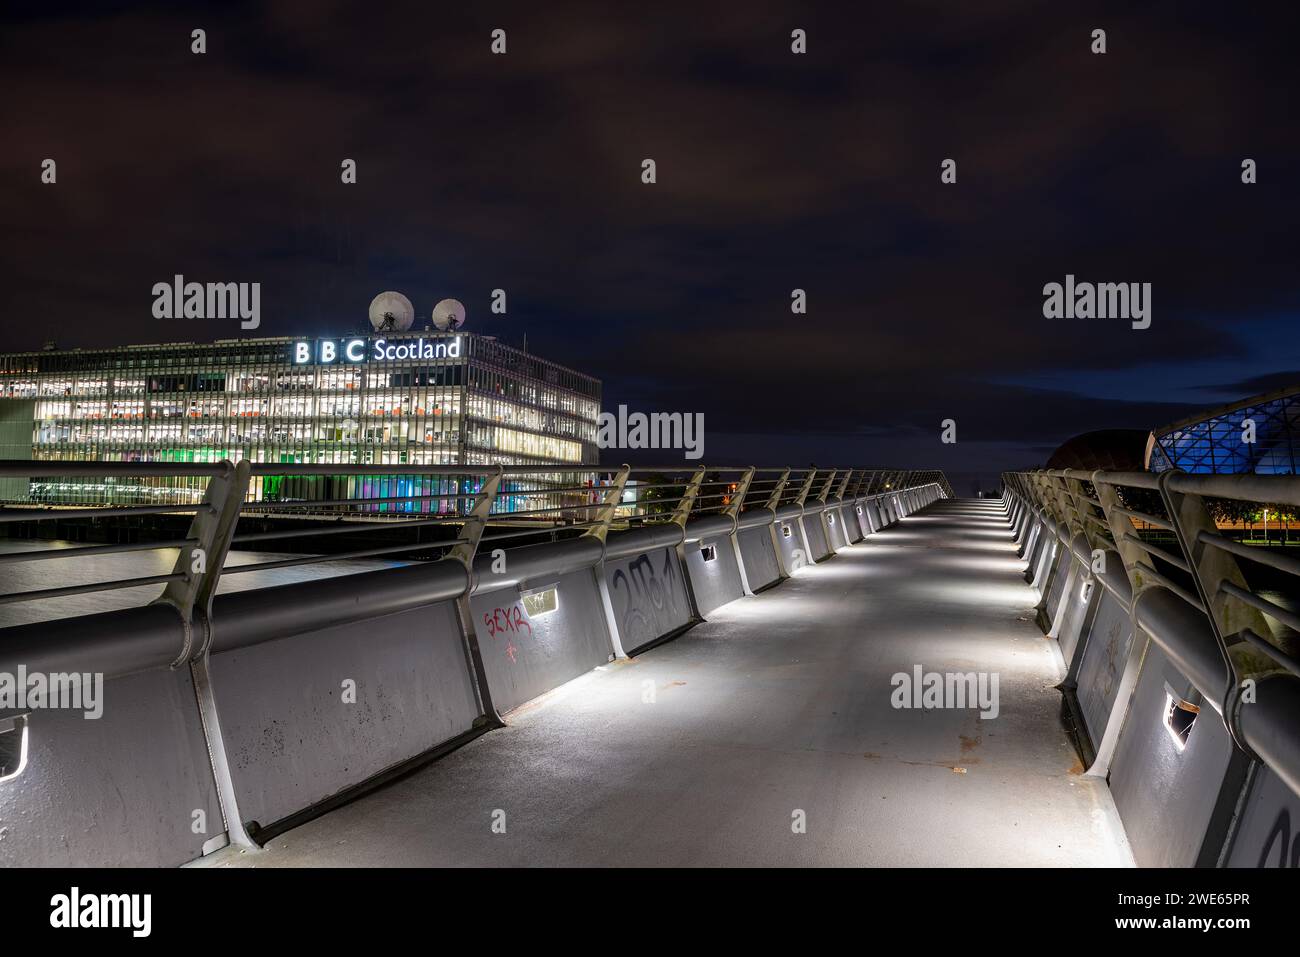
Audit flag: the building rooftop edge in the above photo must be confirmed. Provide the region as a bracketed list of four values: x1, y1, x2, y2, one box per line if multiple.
[1153, 382, 1300, 437]
[0, 331, 600, 385]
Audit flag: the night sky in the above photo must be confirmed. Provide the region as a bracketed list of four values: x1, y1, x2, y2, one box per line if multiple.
[4, 1, 1299, 492]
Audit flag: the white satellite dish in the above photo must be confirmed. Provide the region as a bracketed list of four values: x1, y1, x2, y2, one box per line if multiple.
[368, 291, 415, 332]
[431, 298, 466, 331]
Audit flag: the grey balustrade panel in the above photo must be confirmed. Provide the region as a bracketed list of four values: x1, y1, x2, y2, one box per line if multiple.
[1224, 765, 1300, 868]
[837, 502, 862, 543]
[469, 566, 613, 715]
[1053, 560, 1090, 665]
[0, 665, 221, 867]
[852, 500, 874, 538]
[208, 598, 479, 835]
[685, 535, 744, 617]
[803, 512, 832, 562]
[1107, 638, 1244, 867]
[737, 525, 781, 591]
[603, 546, 693, 655]
[773, 516, 808, 575]
[1042, 548, 1071, 628]
[1076, 587, 1136, 745]
[825, 505, 848, 550]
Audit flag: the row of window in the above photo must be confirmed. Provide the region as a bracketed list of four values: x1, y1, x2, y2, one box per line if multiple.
[0, 335, 601, 402]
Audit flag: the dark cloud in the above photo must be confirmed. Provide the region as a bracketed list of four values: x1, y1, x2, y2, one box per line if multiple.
[2, 1, 1297, 486]
[1199, 370, 1300, 397]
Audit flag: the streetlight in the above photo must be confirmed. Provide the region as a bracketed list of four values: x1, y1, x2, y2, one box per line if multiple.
[1263, 508, 1269, 546]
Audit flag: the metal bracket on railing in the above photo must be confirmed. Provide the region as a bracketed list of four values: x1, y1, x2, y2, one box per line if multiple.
[156, 459, 251, 665]
[725, 468, 756, 519]
[582, 465, 630, 544]
[447, 467, 504, 569]
[835, 469, 854, 500]
[794, 469, 818, 506]
[726, 468, 757, 596]
[151, 459, 257, 852]
[1041, 472, 1074, 542]
[589, 466, 633, 658]
[765, 469, 791, 510]
[671, 467, 706, 527]
[816, 470, 838, 502]
[1061, 471, 1107, 556]
[446, 467, 507, 730]
[1090, 474, 1147, 595]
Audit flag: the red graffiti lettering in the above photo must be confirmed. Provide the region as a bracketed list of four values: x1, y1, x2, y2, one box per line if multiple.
[483, 603, 533, 658]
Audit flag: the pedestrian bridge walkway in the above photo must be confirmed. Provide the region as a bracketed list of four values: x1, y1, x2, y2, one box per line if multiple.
[4, 461, 1296, 868]
[207, 499, 1132, 867]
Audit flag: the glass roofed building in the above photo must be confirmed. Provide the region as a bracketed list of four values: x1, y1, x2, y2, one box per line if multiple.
[1147, 385, 1300, 474]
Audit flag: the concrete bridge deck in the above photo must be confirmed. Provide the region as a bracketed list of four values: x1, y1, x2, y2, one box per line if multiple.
[207, 499, 1132, 867]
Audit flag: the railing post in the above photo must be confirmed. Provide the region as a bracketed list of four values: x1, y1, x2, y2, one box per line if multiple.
[725, 467, 757, 596]
[448, 468, 507, 729]
[793, 468, 819, 566]
[834, 469, 855, 544]
[673, 466, 707, 622]
[1084, 470, 1164, 779]
[1159, 471, 1278, 757]
[156, 459, 258, 853]
[765, 469, 791, 510]
[1033, 471, 1083, 632]
[765, 468, 796, 578]
[156, 459, 249, 649]
[586, 466, 632, 658]
[581, 465, 631, 545]
[815, 469, 838, 553]
[672, 466, 707, 526]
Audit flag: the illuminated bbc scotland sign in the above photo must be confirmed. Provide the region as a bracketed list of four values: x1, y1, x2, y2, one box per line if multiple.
[292, 337, 462, 364]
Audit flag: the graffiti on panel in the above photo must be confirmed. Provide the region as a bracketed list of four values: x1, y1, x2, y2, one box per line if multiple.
[483, 603, 532, 664]
[1258, 807, 1300, 867]
[1097, 614, 1126, 703]
[611, 550, 684, 648]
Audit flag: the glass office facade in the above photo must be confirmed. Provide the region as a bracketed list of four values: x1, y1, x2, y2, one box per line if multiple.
[1149, 387, 1299, 475]
[0, 333, 601, 509]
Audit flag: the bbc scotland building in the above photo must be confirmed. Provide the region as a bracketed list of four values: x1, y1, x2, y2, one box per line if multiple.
[0, 332, 601, 509]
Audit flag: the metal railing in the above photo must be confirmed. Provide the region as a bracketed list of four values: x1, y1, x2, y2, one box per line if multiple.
[1002, 467, 1300, 800]
[0, 460, 952, 614]
[0, 457, 950, 861]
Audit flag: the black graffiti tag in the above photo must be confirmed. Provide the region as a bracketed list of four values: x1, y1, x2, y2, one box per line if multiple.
[1258, 807, 1300, 868]
[611, 550, 682, 645]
